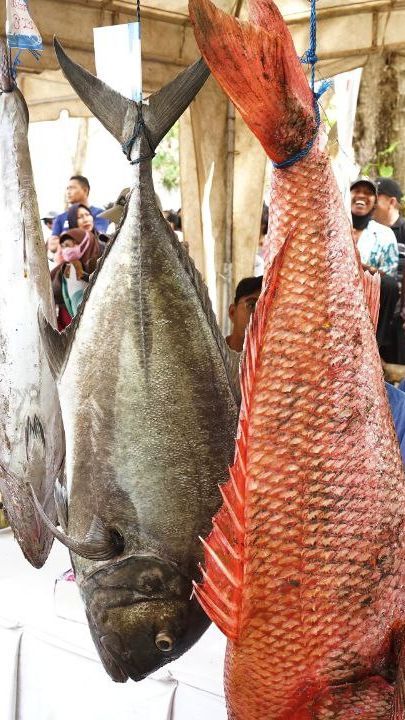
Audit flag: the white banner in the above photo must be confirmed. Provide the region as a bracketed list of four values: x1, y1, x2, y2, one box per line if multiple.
[94, 23, 142, 102]
[331, 68, 362, 212]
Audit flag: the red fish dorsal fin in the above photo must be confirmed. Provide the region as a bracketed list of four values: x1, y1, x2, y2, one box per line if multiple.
[189, 0, 316, 163]
[193, 234, 291, 641]
[362, 270, 381, 333]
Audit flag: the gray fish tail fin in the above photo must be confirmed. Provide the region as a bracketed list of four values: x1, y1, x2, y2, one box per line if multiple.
[145, 58, 209, 149]
[54, 37, 209, 152]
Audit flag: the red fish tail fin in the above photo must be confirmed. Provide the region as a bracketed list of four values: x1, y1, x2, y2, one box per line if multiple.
[194, 233, 291, 641]
[189, 0, 317, 163]
[249, 0, 286, 32]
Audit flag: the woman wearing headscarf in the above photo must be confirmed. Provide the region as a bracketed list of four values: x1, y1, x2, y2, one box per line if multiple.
[67, 202, 109, 248]
[51, 227, 103, 330]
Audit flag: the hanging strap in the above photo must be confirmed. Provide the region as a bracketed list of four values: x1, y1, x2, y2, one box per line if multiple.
[121, 0, 155, 164]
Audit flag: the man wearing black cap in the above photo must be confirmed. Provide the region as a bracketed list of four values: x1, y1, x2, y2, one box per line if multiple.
[226, 276, 262, 352]
[351, 177, 399, 275]
[373, 177, 405, 362]
[351, 177, 399, 358]
[374, 178, 404, 234]
[374, 178, 405, 276]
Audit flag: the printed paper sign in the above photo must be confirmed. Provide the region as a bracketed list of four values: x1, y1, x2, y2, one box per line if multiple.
[6, 0, 42, 55]
[94, 23, 142, 102]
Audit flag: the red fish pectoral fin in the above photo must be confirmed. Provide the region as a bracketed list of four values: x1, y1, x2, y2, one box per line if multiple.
[188, 0, 316, 164]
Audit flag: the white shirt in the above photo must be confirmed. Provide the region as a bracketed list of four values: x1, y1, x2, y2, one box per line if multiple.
[356, 219, 399, 276]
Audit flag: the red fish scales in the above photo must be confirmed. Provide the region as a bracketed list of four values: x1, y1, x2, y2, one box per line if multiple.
[189, 0, 405, 717]
[221, 151, 405, 720]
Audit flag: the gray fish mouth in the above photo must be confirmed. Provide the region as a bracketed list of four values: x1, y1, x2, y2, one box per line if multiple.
[86, 612, 129, 683]
[98, 632, 152, 683]
[99, 633, 129, 683]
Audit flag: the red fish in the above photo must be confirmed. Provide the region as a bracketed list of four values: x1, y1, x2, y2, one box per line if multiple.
[189, 1, 405, 718]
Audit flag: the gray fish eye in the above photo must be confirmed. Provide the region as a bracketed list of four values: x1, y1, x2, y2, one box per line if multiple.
[155, 632, 175, 653]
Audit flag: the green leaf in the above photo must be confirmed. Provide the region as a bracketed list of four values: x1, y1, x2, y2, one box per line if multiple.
[377, 165, 394, 177]
[152, 122, 180, 191]
[385, 141, 399, 154]
[361, 163, 372, 175]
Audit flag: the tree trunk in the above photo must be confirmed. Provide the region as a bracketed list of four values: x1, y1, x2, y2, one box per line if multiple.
[354, 53, 399, 180]
[72, 117, 89, 176]
[393, 55, 405, 195]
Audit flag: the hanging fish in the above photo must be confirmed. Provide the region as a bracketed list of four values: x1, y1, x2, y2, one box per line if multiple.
[189, 1, 405, 718]
[0, 39, 64, 567]
[36, 41, 240, 682]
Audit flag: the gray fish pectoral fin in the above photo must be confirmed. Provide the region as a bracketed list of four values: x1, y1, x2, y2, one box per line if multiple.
[145, 58, 210, 149]
[29, 484, 124, 561]
[37, 305, 73, 379]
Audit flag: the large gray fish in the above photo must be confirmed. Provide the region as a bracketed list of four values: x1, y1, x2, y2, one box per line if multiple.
[0, 41, 65, 567]
[37, 40, 239, 682]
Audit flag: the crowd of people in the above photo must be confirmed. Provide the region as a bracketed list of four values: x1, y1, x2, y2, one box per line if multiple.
[44, 172, 405, 368]
[42, 169, 405, 459]
[350, 176, 405, 363]
[42, 176, 185, 330]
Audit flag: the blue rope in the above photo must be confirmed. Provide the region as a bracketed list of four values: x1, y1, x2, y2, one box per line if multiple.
[11, 50, 23, 80]
[302, 0, 318, 93]
[273, 0, 332, 170]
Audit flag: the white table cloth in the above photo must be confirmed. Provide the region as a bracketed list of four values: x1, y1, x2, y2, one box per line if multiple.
[0, 531, 227, 720]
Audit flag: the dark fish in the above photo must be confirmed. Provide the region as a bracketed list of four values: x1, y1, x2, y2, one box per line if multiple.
[37, 41, 239, 682]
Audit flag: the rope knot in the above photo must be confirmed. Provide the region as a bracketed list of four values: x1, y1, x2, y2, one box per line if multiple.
[121, 106, 155, 165]
[300, 49, 318, 66]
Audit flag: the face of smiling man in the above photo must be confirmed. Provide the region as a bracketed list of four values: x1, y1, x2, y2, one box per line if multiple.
[351, 182, 377, 217]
